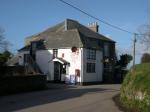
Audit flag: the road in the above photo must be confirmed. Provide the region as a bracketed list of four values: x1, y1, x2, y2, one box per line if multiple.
[0, 84, 122, 112]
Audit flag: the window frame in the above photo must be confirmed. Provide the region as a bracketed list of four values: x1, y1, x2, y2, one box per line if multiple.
[87, 49, 96, 60]
[86, 62, 96, 73]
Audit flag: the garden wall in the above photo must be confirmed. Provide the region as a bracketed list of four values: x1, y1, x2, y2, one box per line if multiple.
[0, 75, 47, 95]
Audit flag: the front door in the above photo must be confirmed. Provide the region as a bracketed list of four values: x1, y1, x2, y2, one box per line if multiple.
[54, 62, 62, 82]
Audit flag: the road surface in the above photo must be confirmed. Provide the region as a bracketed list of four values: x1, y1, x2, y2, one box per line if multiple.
[0, 84, 122, 112]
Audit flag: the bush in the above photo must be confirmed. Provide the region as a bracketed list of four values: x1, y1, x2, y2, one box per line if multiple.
[116, 54, 132, 67]
[120, 63, 150, 112]
[141, 53, 150, 63]
[0, 50, 12, 66]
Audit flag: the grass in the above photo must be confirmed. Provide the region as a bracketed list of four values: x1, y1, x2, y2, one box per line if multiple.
[120, 63, 150, 112]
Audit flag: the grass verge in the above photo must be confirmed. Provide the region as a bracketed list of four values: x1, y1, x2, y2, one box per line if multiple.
[120, 63, 150, 112]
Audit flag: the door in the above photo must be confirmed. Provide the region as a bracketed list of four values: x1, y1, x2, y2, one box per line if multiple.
[54, 62, 62, 82]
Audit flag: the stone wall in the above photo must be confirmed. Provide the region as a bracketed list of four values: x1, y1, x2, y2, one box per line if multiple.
[0, 75, 47, 95]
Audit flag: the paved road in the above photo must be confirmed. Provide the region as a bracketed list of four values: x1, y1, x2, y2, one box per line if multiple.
[0, 84, 122, 112]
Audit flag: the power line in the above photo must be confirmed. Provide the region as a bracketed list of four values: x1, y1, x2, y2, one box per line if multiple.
[59, 0, 133, 34]
[59, 0, 150, 37]
[59, 0, 150, 65]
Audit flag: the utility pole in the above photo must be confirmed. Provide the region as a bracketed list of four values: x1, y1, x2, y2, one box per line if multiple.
[133, 33, 137, 67]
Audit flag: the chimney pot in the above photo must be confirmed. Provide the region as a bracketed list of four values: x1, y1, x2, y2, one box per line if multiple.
[87, 22, 99, 32]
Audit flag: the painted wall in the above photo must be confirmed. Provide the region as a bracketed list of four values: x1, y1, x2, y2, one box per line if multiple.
[58, 48, 82, 82]
[82, 48, 103, 82]
[18, 48, 103, 83]
[36, 50, 53, 80]
[18, 51, 29, 65]
[36, 48, 82, 82]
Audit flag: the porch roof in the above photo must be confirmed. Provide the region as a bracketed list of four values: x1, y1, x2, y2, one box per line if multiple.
[52, 57, 70, 65]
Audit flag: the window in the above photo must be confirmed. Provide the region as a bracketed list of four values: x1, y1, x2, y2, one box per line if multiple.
[62, 65, 66, 74]
[104, 43, 109, 56]
[53, 49, 58, 58]
[30, 42, 36, 54]
[87, 49, 96, 60]
[32, 42, 36, 51]
[87, 63, 96, 73]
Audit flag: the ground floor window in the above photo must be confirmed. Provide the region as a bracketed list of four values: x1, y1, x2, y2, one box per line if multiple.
[86, 63, 96, 73]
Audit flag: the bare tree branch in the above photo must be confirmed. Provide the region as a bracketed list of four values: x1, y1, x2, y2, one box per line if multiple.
[138, 24, 150, 50]
[0, 28, 11, 51]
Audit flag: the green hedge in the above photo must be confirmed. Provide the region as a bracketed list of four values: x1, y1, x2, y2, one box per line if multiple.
[120, 63, 150, 112]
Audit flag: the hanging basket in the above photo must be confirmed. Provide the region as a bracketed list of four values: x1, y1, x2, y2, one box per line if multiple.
[71, 46, 77, 52]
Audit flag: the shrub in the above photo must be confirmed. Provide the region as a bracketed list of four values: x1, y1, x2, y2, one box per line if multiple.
[141, 53, 150, 63]
[117, 54, 133, 68]
[0, 50, 12, 66]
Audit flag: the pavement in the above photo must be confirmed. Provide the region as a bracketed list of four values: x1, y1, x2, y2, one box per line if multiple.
[0, 83, 123, 112]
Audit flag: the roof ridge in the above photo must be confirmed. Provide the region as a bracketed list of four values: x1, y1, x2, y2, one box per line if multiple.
[73, 20, 115, 42]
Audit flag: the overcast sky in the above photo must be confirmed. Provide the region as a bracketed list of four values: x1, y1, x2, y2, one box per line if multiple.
[0, 0, 150, 64]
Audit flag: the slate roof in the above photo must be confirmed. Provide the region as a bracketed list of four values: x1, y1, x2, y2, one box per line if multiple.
[45, 29, 83, 48]
[18, 45, 30, 52]
[19, 19, 115, 51]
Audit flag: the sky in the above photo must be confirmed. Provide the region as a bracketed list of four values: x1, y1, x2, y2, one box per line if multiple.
[0, 0, 150, 64]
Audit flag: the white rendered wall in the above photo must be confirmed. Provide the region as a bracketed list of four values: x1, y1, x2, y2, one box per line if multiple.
[82, 48, 103, 82]
[18, 51, 29, 65]
[57, 48, 82, 82]
[18, 48, 103, 83]
[36, 50, 53, 80]
[36, 48, 82, 82]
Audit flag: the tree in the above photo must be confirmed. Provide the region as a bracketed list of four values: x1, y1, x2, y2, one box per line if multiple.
[138, 24, 150, 49]
[141, 53, 150, 63]
[0, 28, 10, 51]
[0, 50, 12, 66]
[117, 54, 133, 68]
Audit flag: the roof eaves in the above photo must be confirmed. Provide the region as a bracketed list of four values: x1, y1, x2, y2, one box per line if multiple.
[18, 45, 30, 52]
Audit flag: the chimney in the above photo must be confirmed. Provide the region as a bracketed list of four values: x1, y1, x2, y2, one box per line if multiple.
[87, 22, 99, 32]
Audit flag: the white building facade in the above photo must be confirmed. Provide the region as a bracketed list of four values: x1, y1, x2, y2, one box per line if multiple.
[18, 47, 103, 84]
[18, 19, 115, 85]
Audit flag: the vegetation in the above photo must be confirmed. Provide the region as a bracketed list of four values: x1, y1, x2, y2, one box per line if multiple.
[120, 63, 150, 112]
[0, 27, 12, 66]
[0, 28, 9, 51]
[138, 23, 150, 49]
[116, 54, 132, 68]
[0, 50, 12, 66]
[141, 53, 150, 63]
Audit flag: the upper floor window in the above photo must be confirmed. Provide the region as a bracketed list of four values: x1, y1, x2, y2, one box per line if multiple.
[53, 49, 58, 58]
[87, 49, 96, 60]
[104, 43, 109, 56]
[30, 42, 37, 53]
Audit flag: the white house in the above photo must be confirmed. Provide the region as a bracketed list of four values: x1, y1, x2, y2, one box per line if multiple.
[18, 19, 116, 85]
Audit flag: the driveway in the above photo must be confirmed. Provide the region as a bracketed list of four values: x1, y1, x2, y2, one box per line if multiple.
[0, 84, 122, 112]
